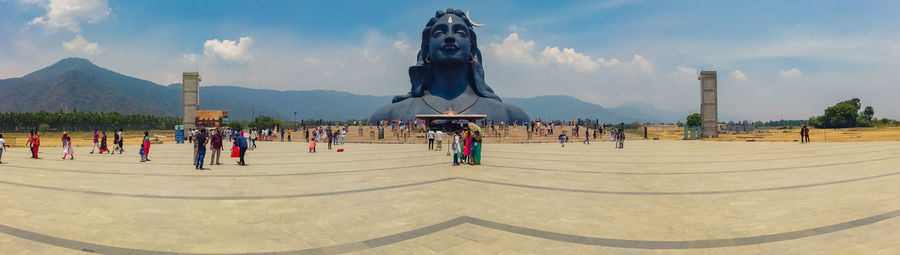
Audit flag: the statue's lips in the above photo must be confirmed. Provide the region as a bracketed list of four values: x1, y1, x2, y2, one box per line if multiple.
[441, 45, 459, 52]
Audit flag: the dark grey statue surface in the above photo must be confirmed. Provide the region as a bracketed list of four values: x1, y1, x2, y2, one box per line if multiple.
[369, 9, 529, 124]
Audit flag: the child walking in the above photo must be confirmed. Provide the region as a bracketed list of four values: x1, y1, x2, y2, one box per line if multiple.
[62, 136, 74, 160]
[451, 132, 460, 166]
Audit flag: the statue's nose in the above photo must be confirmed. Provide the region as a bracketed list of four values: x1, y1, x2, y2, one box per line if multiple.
[444, 36, 456, 44]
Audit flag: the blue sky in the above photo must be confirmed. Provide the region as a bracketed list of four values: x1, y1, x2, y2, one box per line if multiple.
[1, 0, 899, 120]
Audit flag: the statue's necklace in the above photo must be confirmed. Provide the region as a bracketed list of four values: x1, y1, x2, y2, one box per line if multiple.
[422, 96, 479, 114]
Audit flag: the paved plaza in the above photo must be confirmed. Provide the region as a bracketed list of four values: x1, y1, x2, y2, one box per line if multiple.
[1, 140, 900, 254]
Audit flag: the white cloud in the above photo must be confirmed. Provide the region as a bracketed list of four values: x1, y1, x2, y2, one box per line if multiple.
[491, 33, 651, 74]
[489, 33, 536, 64]
[780, 68, 802, 78]
[540, 46, 599, 72]
[676, 65, 697, 76]
[362, 49, 381, 63]
[730, 70, 747, 81]
[181, 53, 198, 63]
[203, 37, 253, 62]
[629, 54, 652, 74]
[61, 34, 99, 55]
[27, 0, 111, 32]
[597, 58, 620, 67]
[393, 40, 410, 53]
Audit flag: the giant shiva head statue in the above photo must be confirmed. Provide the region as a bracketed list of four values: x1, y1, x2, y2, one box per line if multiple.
[392, 8, 501, 103]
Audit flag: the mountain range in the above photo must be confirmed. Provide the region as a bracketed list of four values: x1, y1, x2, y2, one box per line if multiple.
[0, 58, 705, 123]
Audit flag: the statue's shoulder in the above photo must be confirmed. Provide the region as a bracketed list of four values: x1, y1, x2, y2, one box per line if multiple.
[369, 97, 424, 121]
[479, 98, 526, 113]
[502, 101, 528, 116]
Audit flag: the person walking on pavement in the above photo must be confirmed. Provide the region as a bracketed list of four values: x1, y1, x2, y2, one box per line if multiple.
[194, 129, 208, 170]
[427, 129, 435, 150]
[31, 131, 41, 159]
[62, 136, 74, 160]
[210, 128, 223, 165]
[234, 130, 248, 166]
[435, 130, 443, 151]
[583, 129, 590, 144]
[90, 129, 99, 154]
[250, 129, 258, 150]
[0, 134, 7, 164]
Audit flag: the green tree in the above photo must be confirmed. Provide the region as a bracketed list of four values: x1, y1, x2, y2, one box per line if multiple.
[822, 102, 858, 128]
[248, 116, 283, 130]
[228, 121, 245, 131]
[808, 116, 823, 128]
[686, 113, 702, 127]
[809, 98, 877, 128]
[862, 106, 874, 121]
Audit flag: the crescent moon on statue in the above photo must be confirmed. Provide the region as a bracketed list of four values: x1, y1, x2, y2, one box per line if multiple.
[466, 10, 486, 27]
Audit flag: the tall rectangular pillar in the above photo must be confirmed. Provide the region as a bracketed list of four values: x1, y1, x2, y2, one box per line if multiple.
[183, 72, 200, 129]
[698, 71, 718, 138]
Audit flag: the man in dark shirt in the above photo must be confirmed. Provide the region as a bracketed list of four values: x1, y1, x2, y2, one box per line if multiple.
[235, 130, 248, 166]
[194, 129, 208, 170]
[327, 128, 334, 150]
[210, 129, 223, 165]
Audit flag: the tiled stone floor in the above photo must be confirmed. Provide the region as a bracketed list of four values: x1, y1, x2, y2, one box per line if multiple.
[1, 140, 899, 254]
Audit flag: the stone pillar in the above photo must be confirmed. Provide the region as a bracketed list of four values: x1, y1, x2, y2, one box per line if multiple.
[698, 71, 718, 138]
[183, 72, 200, 129]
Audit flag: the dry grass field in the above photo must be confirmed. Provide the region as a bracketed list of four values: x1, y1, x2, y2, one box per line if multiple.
[647, 126, 900, 142]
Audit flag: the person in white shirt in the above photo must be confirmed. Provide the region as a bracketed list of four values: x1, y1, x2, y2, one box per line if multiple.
[451, 132, 460, 166]
[435, 130, 443, 151]
[0, 134, 6, 164]
[427, 130, 435, 150]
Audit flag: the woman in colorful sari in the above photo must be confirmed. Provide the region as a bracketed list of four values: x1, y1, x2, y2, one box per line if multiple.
[140, 131, 151, 162]
[98, 131, 109, 154]
[463, 130, 472, 165]
[62, 136, 74, 160]
[468, 123, 483, 165]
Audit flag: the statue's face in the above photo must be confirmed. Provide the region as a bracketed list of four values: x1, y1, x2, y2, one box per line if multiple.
[428, 14, 472, 64]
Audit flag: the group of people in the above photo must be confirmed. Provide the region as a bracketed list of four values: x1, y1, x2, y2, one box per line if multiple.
[385, 119, 423, 132]
[612, 128, 626, 149]
[192, 127, 251, 169]
[427, 129, 444, 151]
[525, 120, 556, 137]
[800, 126, 811, 143]
[450, 123, 483, 166]
[59, 129, 127, 160]
[24, 130, 40, 159]
[307, 126, 347, 152]
[555, 125, 624, 149]
[11, 129, 147, 161]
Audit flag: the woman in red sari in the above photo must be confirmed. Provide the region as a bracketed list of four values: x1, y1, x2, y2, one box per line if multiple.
[463, 131, 472, 164]
[31, 131, 40, 159]
[98, 131, 110, 154]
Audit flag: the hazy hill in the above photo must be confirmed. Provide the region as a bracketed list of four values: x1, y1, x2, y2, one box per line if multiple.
[505, 96, 630, 123]
[188, 85, 392, 121]
[0, 58, 181, 115]
[607, 102, 692, 123]
[0, 58, 703, 123]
